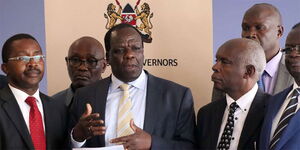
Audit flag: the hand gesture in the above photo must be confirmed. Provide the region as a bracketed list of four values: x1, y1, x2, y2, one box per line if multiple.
[111, 119, 151, 150]
[72, 103, 106, 142]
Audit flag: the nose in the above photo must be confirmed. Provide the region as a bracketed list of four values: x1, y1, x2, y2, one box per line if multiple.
[26, 58, 38, 68]
[124, 48, 135, 59]
[212, 62, 220, 73]
[78, 61, 89, 71]
[242, 28, 257, 40]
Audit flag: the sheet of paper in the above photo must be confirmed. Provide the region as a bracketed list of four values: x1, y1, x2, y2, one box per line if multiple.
[73, 145, 124, 150]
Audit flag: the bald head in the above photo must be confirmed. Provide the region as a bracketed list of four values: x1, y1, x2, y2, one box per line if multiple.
[212, 38, 266, 99]
[66, 36, 107, 90]
[241, 3, 283, 62]
[220, 38, 266, 78]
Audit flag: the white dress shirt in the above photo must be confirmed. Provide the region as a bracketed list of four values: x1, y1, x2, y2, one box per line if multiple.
[217, 84, 258, 150]
[8, 84, 45, 132]
[72, 70, 148, 147]
[270, 82, 300, 140]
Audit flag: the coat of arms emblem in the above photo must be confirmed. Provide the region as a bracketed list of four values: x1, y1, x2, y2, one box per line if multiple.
[104, 0, 153, 43]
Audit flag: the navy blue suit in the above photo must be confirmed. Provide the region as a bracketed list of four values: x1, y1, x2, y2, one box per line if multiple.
[260, 85, 300, 150]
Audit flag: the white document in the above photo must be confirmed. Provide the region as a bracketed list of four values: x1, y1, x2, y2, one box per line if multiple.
[73, 145, 124, 150]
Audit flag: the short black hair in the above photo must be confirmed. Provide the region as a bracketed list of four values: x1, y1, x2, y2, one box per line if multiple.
[104, 23, 143, 59]
[2, 33, 38, 63]
[292, 22, 300, 30]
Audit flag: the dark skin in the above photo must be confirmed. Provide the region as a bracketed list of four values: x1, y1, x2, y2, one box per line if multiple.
[107, 27, 144, 83]
[108, 27, 151, 150]
[72, 103, 106, 142]
[1, 39, 44, 95]
[67, 37, 107, 91]
[241, 4, 283, 62]
[212, 39, 257, 100]
[285, 27, 300, 85]
[73, 28, 151, 149]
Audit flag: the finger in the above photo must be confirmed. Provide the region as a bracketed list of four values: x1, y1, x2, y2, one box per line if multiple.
[90, 126, 106, 136]
[130, 119, 138, 132]
[110, 135, 129, 143]
[89, 119, 104, 127]
[84, 113, 100, 121]
[83, 103, 92, 117]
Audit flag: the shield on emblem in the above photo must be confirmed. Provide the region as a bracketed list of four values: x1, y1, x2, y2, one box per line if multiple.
[121, 4, 136, 25]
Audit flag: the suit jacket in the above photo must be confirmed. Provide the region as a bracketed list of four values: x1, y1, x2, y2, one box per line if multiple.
[260, 86, 300, 150]
[0, 75, 7, 89]
[211, 55, 294, 101]
[52, 86, 74, 107]
[69, 71, 196, 149]
[0, 85, 69, 150]
[196, 89, 270, 150]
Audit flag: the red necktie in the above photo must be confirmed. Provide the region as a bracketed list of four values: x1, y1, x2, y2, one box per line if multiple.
[25, 96, 46, 150]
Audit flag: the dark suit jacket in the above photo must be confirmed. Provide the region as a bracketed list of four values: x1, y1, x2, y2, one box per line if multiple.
[0, 75, 7, 89]
[260, 85, 300, 150]
[0, 85, 69, 150]
[52, 86, 74, 107]
[69, 71, 196, 149]
[196, 89, 270, 150]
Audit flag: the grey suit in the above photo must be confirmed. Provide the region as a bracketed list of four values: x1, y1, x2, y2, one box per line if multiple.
[197, 89, 270, 150]
[52, 86, 74, 107]
[212, 54, 294, 101]
[0, 86, 69, 149]
[69, 71, 196, 149]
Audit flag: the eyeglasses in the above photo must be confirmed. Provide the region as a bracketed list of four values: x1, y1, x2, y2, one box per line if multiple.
[281, 45, 300, 54]
[65, 57, 105, 69]
[8, 55, 46, 63]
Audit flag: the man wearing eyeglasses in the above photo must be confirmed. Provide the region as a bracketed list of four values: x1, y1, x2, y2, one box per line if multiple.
[260, 23, 300, 150]
[0, 33, 68, 149]
[52, 36, 107, 107]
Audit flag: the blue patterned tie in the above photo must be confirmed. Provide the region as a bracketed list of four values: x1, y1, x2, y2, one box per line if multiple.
[269, 88, 300, 150]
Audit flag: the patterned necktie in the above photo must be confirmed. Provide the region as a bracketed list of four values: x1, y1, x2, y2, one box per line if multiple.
[25, 96, 46, 150]
[269, 88, 300, 150]
[117, 84, 134, 137]
[217, 102, 239, 150]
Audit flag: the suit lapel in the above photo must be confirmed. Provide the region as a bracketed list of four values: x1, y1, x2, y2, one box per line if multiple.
[0, 86, 34, 149]
[94, 77, 110, 145]
[211, 100, 227, 147]
[238, 90, 266, 149]
[273, 55, 294, 94]
[41, 93, 55, 149]
[261, 87, 292, 149]
[143, 74, 162, 134]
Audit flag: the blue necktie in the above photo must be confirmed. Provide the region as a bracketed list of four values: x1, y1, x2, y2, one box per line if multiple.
[257, 71, 265, 91]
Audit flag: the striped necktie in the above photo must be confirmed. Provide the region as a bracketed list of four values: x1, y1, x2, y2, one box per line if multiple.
[269, 88, 300, 150]
[117, 84, 134, 137]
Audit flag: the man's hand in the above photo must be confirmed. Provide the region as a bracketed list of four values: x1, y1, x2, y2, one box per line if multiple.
[72, 103, 106, 142]
[110, 120, 151, 150]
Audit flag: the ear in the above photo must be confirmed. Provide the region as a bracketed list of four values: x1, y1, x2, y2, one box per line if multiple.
[277, 25, 284, 38]
[244, 65, 255, 79]
[1, 63, 8, 75]
[101, 59, 107, 73]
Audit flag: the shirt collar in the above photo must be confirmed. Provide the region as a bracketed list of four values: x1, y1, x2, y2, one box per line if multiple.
[110, 70, 147, 91]
[225, 84, 258, 113]
[265, 51, 282, 77]
[8, 84, 41, 103]
[287, 82, 300, 98]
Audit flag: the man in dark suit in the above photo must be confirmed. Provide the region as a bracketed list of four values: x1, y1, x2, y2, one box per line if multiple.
[0, 74, 7, 89]
[0, 33, 68, 149]
[197, 38, 270, 150]
[212, 3, 293, 101]
[69, 23, 196, 149]
[260, 23, 300, 150]
[52, 36, 107, 107]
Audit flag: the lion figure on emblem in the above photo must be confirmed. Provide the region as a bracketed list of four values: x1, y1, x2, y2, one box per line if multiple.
[135, 3, 153, 39]
[104, 3, 123, 29]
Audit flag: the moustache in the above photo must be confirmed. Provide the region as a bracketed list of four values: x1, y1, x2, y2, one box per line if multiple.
[24, 68, 41, 75]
